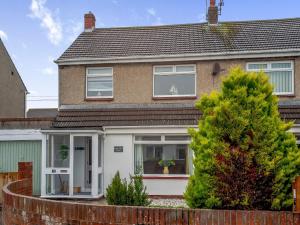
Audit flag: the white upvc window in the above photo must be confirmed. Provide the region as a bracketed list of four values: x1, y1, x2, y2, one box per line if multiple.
[86, 67, 113, 98]
[133, 134, 193, 176]
[246, 61, 294, 95]
[153, 65, 196, 97]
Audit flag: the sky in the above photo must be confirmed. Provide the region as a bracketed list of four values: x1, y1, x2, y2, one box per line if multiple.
[0, 0, 299, 109]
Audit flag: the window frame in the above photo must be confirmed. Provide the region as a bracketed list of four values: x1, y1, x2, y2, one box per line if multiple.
[246, 61, 294, 96]
[86, 67, 114, 99]
[152, 64, 197, 98]
[133, 134, 192, 177]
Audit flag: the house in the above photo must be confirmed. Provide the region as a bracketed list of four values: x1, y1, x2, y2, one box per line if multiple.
[27, 108, 58, 118]
[0, 38, 27, 118]
[40, 1, 300, 199]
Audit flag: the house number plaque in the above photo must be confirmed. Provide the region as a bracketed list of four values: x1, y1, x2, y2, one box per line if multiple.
[114, 146, 123, 152]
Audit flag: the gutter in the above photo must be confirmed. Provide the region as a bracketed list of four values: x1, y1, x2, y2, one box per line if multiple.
[40, 129, 104, 134]
[103, 125, 197, 129]
[55, 49, 300, 65]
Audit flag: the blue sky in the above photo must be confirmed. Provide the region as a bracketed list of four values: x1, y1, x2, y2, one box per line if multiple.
[0, 0, 299, 109]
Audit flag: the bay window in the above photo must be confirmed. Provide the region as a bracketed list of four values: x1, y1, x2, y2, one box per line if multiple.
[246, 61, 294, 95]
[86, 67, 113, 98]
[153, 65, 196, 97]
[134, 135, 193, 175]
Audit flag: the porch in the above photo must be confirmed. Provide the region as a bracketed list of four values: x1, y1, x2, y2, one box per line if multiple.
[41, 130, 103, 199]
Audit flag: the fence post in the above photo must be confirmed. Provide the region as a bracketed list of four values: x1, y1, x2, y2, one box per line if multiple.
[294, 176, 300, 212]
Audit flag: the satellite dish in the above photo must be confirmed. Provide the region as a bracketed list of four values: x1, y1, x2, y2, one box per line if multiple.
[212, 63, 221, 76]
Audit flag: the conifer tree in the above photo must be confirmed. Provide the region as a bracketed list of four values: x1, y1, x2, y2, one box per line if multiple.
[184, 67, 300, 210]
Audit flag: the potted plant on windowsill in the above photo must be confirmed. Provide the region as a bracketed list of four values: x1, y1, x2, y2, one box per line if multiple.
[158, 160, 175, 175]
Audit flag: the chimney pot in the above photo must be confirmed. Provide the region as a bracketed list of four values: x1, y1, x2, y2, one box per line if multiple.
[84, 12, 96, 32]
[210, 0, 216, 6]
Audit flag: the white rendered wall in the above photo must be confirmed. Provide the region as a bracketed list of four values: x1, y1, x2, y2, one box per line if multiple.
[103, 134, 134, 192]
[143, 179, 188, 196]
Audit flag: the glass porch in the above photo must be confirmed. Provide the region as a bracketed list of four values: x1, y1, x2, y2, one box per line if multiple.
[41, 130, 103, 199]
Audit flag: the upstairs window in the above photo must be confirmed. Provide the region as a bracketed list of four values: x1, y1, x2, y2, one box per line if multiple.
[86, 67, 113, 98]
[247, 61, 294, 95]
[153, 65, 196, 97]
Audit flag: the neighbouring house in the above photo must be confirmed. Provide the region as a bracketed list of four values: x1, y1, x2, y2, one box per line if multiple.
[27, 108, 58, 118]
[36, 1, 300, 199]
[0, 38, 27, 118]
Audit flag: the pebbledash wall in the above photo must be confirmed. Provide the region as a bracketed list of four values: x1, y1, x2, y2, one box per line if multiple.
[59, 57, 300, 106]
[3, 178, 300, 225]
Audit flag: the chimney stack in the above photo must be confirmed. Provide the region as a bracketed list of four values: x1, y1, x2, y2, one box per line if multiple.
[84, 12, 96, 32]
[207, 0, 218, 25]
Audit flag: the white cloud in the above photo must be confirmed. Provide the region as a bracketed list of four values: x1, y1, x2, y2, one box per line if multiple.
[152, 17, 163, 26]
[66, 20, 83, 43]
[0, 30, 8, 40]
[21, 42, 28, 49]
[42, 67, 56, 76]
[29, 0, 62, 45]
[146, 8, 163, 26]
[147, 8, 156, 17]
[112, 0, 119, 5]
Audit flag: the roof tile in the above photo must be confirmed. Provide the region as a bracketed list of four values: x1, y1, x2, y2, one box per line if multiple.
[57, 18, 300, 61]
[52, 104, 300, 129]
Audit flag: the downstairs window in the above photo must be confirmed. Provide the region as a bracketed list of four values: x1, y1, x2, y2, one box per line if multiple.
[134, 135, 193, 175]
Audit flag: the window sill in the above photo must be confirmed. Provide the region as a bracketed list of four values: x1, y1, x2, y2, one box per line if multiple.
[275, 94, 295, 97]
[152, 96, 197, 100]
[142, 175, 189, 180]
[85, 97, 114, 102]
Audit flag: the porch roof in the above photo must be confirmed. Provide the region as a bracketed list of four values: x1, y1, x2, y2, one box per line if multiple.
[52, 103, 300, 129]
[53, 105, 201, 129]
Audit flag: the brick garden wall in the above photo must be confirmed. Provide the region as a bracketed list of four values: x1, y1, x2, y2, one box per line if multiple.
[3, 179, 300, 225]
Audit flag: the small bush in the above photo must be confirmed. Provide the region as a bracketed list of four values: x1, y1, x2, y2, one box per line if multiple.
[106, 171, 151, 206]
[106, 171, 128, 205]
[132, 173, 151, 206]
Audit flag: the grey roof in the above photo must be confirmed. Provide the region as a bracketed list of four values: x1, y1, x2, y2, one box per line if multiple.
[57, 18, 300, 61]
[53, 106, 201, 129]
[52, 102, 300, 129]
[27, 108, 58, 118]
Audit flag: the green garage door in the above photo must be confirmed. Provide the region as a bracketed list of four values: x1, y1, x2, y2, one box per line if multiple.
[0, 140, 41, 195]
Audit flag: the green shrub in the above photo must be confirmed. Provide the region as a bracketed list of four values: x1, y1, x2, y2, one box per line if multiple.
[127, 179, 135, 205]
[132, 174, 151, 206]
[106, 171, 151, 206]
[106, 171, 128, 205]
[184, 67, 300, 210]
